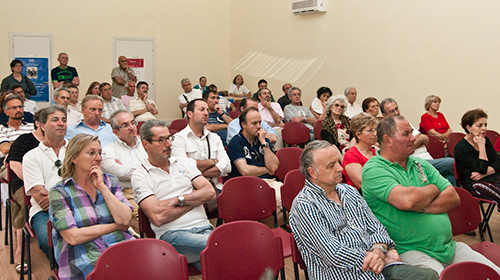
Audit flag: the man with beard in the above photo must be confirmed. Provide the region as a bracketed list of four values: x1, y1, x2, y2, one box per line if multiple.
[132, 120, 215, 269]
[102, 110, 147, 218]
[0, 95, 35, 161]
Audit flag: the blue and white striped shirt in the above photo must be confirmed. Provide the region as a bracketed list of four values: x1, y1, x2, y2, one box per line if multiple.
[289, 180, 394, 280]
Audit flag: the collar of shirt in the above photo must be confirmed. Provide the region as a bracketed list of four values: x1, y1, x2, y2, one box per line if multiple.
[116, 136, 141, 149]
[374, 149, 419, 171]
[237, 131, 259, 147]
[40, 139, 68, 152]
[185, 124, 211, 140]
[142, 156, 179, 172]
[77, 119, 107, 129]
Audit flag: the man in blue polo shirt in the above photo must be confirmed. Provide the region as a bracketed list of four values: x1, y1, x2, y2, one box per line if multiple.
[226, 107, 282, 209]
[65, 95, 117, 147]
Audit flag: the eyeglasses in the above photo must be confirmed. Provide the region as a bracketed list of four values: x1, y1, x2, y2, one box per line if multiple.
[6, 105, 24, 111]
[54, 159, 62, 177]
[84, 150, 103, 157]
[334, 104, 346, 109]
[149, 136, 174, 145]
[118, 121, 138, 130]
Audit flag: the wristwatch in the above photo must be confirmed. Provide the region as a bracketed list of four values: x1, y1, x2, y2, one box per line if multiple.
[261, 142, 270, 148]
[371, 245, 388, 255]
[177, 195, 185, 207]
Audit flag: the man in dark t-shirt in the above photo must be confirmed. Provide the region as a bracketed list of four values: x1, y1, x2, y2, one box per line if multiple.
[51, 53, 79, 89]
[6, 109, 44, 272]
[203, 89, 232, 147]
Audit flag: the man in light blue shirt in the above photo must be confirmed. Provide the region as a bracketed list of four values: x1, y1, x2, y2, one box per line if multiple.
[65, 95, 117, 147]
[226, 97, 277, 145]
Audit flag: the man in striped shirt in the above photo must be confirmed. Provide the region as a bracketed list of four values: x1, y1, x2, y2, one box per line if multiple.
[290, 141, 438, 280]
[100, 82, 126, 123]
[0, 95, 35, 160]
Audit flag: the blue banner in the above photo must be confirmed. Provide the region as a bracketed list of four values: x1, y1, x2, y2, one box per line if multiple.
[16, 57, 49, 102]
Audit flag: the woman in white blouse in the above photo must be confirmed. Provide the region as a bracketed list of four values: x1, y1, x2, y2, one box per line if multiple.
[310, 86, 332, 120]
[228, 74, 251, 97]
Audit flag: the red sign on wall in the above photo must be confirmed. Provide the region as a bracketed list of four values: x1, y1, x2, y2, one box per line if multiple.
[128, 58, 144, 68]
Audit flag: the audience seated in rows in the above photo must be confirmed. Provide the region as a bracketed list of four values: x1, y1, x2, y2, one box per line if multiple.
[362, 115, 500, 275]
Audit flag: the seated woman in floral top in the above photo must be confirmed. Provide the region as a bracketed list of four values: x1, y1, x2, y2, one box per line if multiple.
[49, 134, 133, 280]
[320, 95, 351, 151]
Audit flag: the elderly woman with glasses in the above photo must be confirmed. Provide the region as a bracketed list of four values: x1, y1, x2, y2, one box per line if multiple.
[320, 95, 351, 150]
[49, 134, 134, 280]
[342, 113, 379, 191]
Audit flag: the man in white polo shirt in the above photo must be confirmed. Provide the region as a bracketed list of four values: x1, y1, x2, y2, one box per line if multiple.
[23, 105, 67, 262]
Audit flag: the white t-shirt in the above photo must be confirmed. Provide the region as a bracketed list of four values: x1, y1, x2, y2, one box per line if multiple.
[128, 98, 157, 122]
[410, 123, 433, 160]
[24, 100, 39, 114]
[178, 89, 202, 113]
[131, 156, 209, 238]
[345, 102, 363, 118]
[228, 84, 250, 96]
[23, 141, 67, 221]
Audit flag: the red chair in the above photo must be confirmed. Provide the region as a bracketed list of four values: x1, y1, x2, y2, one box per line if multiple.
[200, 221, 285, 280]
[290, 234, 309, 280]
[425, 135, 445, 159]
[313, 120, 322, 140]
[282, 122, 310, 147]
[447, 132, 465, 158]
[275, 147, 303, 182]
[280, 169, 305, 229]
[217, 177, 292, 259]
[137, 207, 201, 276]
[169, 119, 189, 133]
[486, 130, 500, 146]
[87, 239, 189, 280]
[3, 163, 15, 264]
[448, 187, 500, 267]
[453, 162, 496, 242]
[228, 110, 240, 119]
[440, 261, 500, 280]
[135, 121, 145, 132]
[20, 186, 36, 280]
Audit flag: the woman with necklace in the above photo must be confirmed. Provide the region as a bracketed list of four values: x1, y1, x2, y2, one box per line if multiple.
[455, 109, 500, 205]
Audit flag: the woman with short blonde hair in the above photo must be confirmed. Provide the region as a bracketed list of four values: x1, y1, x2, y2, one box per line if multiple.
[420, 95, 452, 141]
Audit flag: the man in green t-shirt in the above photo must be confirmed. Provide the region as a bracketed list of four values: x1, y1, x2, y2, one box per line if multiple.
[362, 115, 500, 275]
[51, 53, 80, 89]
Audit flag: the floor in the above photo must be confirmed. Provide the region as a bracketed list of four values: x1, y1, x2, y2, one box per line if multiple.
[0, 205, 498, 280]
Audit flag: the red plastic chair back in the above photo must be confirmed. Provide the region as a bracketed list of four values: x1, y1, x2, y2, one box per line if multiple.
[486, 130, 500, 146]
[275, 147, 303, 181]
[229, 110, 240, 119]
[169, 119, 189, 132]
[314, 120, 322, 140]
[138, 207, 155, 238]
[218, 177, 276, 222]
[136, 121, 145, 133]
[290, 234, 307, 270]
[282, 122, 310, 146]
[425, 134, 445, 159]
[453, 162, 462, 187]
[87, 239, 189, 280]
[280, 169, 305, 213]
[447, 132, 465, 158]
[447, 187, 482, 236]
[440, 261, 500, 280]
[200, 221, 284, 280]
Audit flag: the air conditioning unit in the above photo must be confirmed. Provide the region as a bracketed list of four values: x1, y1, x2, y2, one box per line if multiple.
[292, 0, 327, 15]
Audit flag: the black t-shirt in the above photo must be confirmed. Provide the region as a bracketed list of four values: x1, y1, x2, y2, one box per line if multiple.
[7, 133, 40, 194]
[51, 66, 78, 82]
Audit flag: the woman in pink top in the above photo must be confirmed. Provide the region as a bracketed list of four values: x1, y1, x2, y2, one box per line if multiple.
[420, 95, 452, 141]
[342, 113, 379, 191]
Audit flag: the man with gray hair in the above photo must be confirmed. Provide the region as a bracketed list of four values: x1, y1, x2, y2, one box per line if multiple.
[111, 55, 137, 98]
[178, 78, 202, 116]
[102, 109, 147, 218]
[132, 120, 215, 269]
[379, 98, 455, 186]
[344, 86, 363, 118]
[290, 140, 439, 280]
[53, 87, 83, 126]
[362, 116, 500, 275]
[283, 86, 317, 131]
[23, 105, 68, 263]
[65, 95, 117, 147]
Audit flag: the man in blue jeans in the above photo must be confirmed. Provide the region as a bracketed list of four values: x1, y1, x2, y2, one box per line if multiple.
[380, 98, 456, 186]
[131, 120, 216, 269]
[23, 105, 68, 264]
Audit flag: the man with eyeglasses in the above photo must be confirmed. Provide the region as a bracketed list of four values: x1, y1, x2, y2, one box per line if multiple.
[226, 107, 283, 210]
[102, 109, 147, 219]
[132, 120, 215, 269]
[53, 87, 83, 126]
[65, 95, 117, 147]
[23, 105, 67, 264]
[128, 81, 158, 122]
[344, 87, 363, 118]
[283, 86, 317, 131]
[111, 55, 137, 98]
[0, 95, 35, 165]
[380, 98, 455, 186]
[11, 85, 38, 114]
